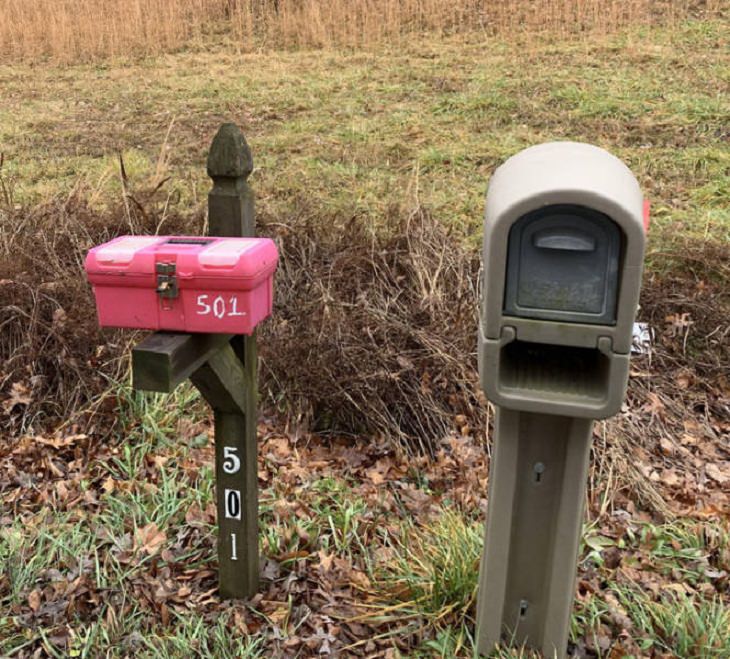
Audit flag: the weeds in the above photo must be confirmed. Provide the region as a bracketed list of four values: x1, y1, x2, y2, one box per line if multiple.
[376, 510, 482, 626]
[616, 588, 730, 658]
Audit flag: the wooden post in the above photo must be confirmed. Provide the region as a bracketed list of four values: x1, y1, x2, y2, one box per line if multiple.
[199, 123, 260, 599]
[131, 123, 260, 599]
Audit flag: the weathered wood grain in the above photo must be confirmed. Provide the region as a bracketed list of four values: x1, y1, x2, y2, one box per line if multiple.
[205, 122, 261, 599]
[132, 332, 231, 393]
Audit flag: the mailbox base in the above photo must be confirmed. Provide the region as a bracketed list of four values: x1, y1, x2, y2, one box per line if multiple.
[476, 409, 593, 658]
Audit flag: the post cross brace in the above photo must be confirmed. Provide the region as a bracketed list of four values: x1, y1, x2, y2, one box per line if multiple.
[132, 332, 233, 393]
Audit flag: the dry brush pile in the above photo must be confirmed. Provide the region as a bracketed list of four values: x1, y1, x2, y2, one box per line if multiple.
[257, 206, 483, 455]
[1, 194, 487, 454]
[0, 195, 199, 433]
[2, 191, 728, 486]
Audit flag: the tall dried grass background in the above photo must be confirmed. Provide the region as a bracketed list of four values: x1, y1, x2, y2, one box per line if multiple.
[0, 0, 718, 63]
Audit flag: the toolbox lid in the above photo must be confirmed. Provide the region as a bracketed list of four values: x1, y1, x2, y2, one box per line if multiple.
[94, 236, 166, 265]
[198, 238, 261, 268]
[86, 235, 279, 286]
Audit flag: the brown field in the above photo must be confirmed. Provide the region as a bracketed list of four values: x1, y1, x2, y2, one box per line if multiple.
[0, 0, 719, 62]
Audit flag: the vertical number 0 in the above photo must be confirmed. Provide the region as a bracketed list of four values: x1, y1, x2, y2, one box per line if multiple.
[225, 489, 241, 520]
[222, 446, 240, 474]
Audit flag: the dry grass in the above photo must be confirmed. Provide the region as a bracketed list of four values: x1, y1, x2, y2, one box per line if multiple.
[3, 182, 727, 484]
[0, 0, 718, 62]
[258, 205, 483, 455]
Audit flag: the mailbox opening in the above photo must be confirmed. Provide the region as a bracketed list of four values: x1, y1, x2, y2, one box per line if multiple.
[499, 339, 611, 401]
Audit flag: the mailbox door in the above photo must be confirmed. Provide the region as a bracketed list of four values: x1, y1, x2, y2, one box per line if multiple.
[503, 205, 621, 325]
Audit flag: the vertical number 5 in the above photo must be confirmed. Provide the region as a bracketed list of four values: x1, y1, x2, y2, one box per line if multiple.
[223, 446, 240, 474]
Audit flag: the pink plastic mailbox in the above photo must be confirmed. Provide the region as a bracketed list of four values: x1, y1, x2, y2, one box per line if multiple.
[85, 235, 278, 334]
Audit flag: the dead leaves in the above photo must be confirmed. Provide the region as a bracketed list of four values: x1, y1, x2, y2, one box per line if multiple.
[27, 589, 42, 612]
[705, 463, 730, 486]
[665, 312, 694, 337]
[134, 522, 166, 556]
[2, 381, 32, 413]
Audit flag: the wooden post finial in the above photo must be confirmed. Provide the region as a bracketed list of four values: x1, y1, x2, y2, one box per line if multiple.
[207, 123, 253, 181]
[207, 123, 255, 237]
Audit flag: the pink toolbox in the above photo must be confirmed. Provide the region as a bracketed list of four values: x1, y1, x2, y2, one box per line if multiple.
[85, 235, 278, 334]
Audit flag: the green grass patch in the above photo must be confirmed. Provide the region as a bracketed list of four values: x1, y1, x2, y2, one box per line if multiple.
[1, 18, 727, 247]
[376, 509, 483, 626]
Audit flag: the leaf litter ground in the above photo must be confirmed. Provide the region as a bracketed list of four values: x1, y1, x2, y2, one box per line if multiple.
[1, 235, 728, 656]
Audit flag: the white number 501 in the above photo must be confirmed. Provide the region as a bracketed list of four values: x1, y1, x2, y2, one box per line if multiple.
[223, 446, 240, 474]
[196, 294, 245, 320]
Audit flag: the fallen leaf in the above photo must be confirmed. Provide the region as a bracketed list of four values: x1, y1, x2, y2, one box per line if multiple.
[52, 307, 67, 329]
[268, 605, 289, 627]
[135, 522, 166, 555]
[262, 559, 281, 581]
[28, 589, 41, 612]
[318, 550, 335, 572]
[665, 312, 693, 337]
[3, 382, 32, 413]
[676, 371, 694, 389]
[642, 392, 665, 416]
[660, 469, 682, 487]
[659, 437, 675, 457]
[706, 463, 730, 485]
[366, 468, 386, 485]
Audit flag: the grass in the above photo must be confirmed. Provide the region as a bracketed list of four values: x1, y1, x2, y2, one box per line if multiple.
[369, 513, 730, 657]
[1, 12, 729, 658]
[376, 510, 482, 625]
[2, 376, 729, 655]
[1, 19, 728, 249]
[617, 589, 730, 658]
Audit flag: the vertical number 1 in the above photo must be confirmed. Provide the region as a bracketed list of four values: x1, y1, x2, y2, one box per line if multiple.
[231, 532, 238, 561]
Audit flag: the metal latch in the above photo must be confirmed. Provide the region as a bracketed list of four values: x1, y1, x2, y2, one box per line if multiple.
[156, 261, 178, 299]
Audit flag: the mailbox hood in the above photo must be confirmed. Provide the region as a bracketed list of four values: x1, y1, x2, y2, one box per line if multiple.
[481, 141, 646, 356]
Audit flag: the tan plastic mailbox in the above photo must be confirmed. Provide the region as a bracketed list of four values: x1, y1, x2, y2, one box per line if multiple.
[476, 142, 646, 657]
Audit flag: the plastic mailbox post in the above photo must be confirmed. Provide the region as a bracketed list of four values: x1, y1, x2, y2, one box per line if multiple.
[476, 142, 647, 657]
